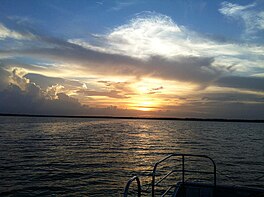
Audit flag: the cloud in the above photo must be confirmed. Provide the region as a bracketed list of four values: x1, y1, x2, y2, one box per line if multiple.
[0, 68, 119, 115]
[71, 12, 264, 58]
[77, 89, 129, 99]
[0, 40, 220, 87]
[201, 92, 264, 103]
[215, 76, 264, 92]
[0, 67, 10, 91]
[110, 0, 138, 11]
[25, 73, 83, 89]
[0, 23, 35, 40]
[68, 12, 264, 79]
[160, 101, 264, 119]
[157, 90, 264, 119]
[219, 1, 264, 37]
[147, 86, 163, 94]
[0, 84, 86, 115]
[97, 80, 137, 95]
[0, 68, 84, 115]
[9, 68, 30, 90]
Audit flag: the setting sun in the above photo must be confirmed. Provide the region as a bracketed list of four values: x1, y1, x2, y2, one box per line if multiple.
[137, 101, 155, 111]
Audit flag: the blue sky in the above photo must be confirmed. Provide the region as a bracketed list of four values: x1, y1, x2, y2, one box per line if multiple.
[0, 0, 263, 119]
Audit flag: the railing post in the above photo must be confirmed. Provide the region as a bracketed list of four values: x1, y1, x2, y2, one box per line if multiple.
[152, 165, 157, 197]
[182, 155, 185, 184]
[213, 161, 216, 187]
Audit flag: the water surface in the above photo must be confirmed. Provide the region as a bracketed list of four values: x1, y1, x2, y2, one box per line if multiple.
[0, 117, 263, 196]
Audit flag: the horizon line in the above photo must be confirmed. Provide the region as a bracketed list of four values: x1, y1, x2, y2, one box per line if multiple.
[0, 113, 263, 123]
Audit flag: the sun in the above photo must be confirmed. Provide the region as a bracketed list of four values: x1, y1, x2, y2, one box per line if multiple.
[127, 78, 166, 112]
[137, 101, 154, 111]
[138, 107, 151, 111]
[128, 99, 158, 111]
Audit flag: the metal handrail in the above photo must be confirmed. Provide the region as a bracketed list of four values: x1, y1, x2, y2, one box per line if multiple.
[151, 154, 216, 197]
[123, 176, 141, 197]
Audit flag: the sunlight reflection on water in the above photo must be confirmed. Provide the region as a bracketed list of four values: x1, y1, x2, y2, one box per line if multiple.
[0, 117, 263, 196]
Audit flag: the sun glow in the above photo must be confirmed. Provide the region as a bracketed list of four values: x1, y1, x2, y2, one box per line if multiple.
[128, 97, 159, 111]
[137, 101, 154, 111]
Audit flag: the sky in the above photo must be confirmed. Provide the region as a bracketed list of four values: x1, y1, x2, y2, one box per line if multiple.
[0, 0, 264, 119]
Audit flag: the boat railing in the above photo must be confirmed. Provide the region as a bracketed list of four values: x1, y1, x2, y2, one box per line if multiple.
[123, 153, 216, 197]
[151, 154, 216, 197]
[123, 176, 141, 197]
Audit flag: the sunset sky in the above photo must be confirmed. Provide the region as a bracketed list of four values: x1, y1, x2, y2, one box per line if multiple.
[0, 0, 263, 119]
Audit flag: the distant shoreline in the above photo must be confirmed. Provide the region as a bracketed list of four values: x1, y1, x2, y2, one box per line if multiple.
[0, 113, 263, 123]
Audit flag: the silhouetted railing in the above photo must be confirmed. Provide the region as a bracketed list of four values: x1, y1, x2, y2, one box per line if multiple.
[151, 154, 216, 197]
[123, 176, 141, 197]
[123, 153, 216, 197]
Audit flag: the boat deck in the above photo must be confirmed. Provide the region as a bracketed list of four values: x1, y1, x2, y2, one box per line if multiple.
[172, 182, 264, 197]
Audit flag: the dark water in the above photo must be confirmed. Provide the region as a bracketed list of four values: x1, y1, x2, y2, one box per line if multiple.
[0, 117, 263, 196]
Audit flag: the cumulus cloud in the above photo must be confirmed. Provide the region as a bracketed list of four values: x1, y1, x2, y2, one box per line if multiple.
[0, 68, 85, 115]
[9, 68, 30, 90]
[0, 85, 87, 115]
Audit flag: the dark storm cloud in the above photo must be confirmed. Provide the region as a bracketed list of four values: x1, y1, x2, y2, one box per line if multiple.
[0, 70, 86, 115]
[0, 46, 219, 85]
[160, 99, 264, 119]
[0, 85, 86, 115]
[201, 92, 264, 103]
[215, 76, 264, 91]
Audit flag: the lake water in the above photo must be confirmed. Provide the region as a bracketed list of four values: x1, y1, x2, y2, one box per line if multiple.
[0, 116, 263, 196]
